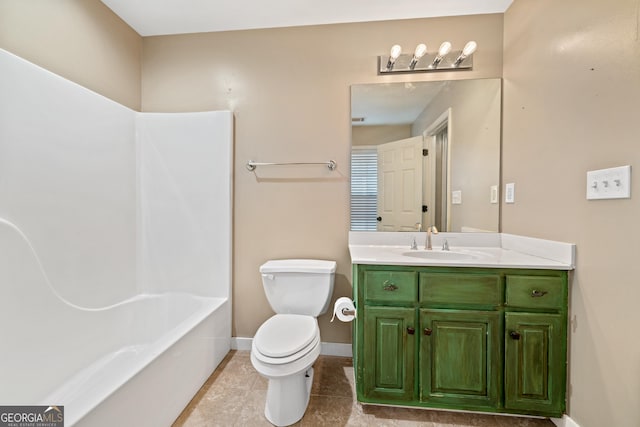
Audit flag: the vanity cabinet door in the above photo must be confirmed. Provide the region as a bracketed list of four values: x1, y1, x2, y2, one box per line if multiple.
[504, 312, 565, 416]
[419, 309, 501, 409]
[363, 306, 416, 401]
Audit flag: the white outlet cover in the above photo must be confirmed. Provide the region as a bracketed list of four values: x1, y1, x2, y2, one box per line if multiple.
[586, 165, 631, 200]
[490, 185, 498, 204]
[505, 183, 515, 203]
[452, 190, 462, 205]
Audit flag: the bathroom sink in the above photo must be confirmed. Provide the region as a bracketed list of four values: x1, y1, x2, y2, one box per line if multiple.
[401, 250, 482, 261]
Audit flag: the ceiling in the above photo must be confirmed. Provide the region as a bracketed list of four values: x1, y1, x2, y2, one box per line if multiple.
[100, 0, 513, 37]
[351, 82, 447, 126]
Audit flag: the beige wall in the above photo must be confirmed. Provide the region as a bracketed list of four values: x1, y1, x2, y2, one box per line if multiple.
[351, 125, 411, 146]
[0, 0, 142, 110]
[503, 1, 640, 426]
[141, 15, 504, 343]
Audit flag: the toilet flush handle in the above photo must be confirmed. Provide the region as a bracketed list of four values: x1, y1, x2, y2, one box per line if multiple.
[262, 274, 274, 280]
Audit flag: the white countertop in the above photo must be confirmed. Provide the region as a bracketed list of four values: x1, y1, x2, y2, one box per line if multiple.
[349, 232, 575, 270]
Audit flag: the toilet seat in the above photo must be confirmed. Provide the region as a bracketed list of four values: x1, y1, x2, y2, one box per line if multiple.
[253, 314, 319, 365]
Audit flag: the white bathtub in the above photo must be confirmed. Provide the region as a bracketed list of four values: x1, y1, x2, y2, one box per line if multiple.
[0, 217, 231, 427]
[42, 294, 230, 427]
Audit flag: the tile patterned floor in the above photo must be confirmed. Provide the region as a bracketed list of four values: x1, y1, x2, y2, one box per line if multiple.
[172, 351, 555, 427]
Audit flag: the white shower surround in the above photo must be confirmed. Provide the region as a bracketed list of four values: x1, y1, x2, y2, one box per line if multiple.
[0, 49, 232, 426]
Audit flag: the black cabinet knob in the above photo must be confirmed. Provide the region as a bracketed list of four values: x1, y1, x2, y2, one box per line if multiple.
[407, 327, 415, 335]
[376, 216, 382, 221]
[509, 331, 521, 340]
[424, 328, 433, 336]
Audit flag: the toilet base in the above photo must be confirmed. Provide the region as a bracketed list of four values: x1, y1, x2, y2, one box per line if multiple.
[264, 367, 314, 426]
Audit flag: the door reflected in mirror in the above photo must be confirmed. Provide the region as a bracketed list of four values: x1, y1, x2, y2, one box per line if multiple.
[350, 79, 501, 232]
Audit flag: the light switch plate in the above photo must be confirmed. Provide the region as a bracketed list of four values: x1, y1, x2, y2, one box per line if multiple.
[586, 165, 631, 200]
[490, 185, 498, 204]
[505, 183, 515, 203]
[452, 190, 462, 205]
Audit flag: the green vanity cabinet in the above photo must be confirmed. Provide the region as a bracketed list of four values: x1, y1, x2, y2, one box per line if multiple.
[353, 264, 568, 418]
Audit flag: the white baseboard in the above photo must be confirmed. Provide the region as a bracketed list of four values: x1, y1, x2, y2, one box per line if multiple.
[231, 337, 352, 358]
[231, 337, 253, 351]
[320, 342, 353, 357]
[552, 415, 581, 427]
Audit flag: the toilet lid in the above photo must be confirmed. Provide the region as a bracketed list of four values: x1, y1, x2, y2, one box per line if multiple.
[254, 314, 318, 358]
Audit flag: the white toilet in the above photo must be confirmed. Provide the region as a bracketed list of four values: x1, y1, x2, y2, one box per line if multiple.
[250, 259, 337, 426]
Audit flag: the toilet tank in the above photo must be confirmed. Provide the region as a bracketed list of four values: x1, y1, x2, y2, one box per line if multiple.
[260, 259, 336, 316]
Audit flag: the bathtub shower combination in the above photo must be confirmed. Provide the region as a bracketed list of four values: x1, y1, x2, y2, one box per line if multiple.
[0, 49, 233, 426]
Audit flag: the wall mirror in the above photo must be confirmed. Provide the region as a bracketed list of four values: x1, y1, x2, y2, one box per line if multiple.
[350, 78, 501, 232]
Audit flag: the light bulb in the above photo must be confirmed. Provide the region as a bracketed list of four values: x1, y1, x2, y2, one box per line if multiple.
[462, 41, 477, 56]
[431, 41, 451, 68]
[438, 42, 452, 57]
[408, 44, 427, 69]
[390, 44, 402, 60]
[454, 41, 478, 67]
[414, 44, 427, 59]
[386, 44, 402, 70]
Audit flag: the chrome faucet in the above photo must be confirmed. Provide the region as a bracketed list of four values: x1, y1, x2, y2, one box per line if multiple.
[425, 225, 438, 250]
[409, 223, 421, 250]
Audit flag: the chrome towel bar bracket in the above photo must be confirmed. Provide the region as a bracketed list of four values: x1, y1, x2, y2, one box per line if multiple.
[246, 160, 337, 171]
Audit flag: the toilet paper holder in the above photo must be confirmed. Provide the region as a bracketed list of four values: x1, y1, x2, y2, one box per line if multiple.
[341, 308, 356, 316]
[331, 297, 357, 322]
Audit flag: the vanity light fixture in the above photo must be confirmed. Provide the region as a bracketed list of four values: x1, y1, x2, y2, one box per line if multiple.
[378, 41, 477, 74]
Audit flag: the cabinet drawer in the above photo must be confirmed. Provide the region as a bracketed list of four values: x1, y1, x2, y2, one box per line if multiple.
[505, 276, 565, 309]
[364, 271, 417, 303]
[419, 273, 502, 307]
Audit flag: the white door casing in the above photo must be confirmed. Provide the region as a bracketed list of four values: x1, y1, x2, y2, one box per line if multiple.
[423, 108, 452, 232]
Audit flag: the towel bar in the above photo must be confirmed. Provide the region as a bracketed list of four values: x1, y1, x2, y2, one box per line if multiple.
[246, 160, 336, 171]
